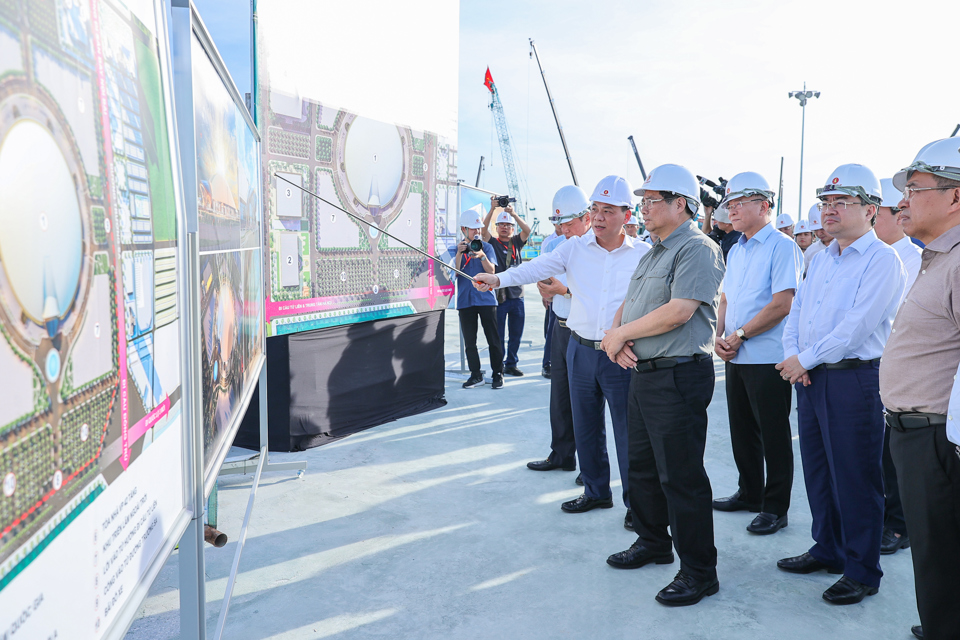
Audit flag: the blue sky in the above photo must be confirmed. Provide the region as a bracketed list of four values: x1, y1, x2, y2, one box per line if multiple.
[194, 0, 960, 229]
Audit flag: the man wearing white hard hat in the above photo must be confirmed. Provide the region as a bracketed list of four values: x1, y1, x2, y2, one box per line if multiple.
[776, 212, 795, 238]
[602, 164, 724, 607]
[623, 218, 640, 238]
[527, 186, 592, 476]
[474, 176, 649, 527]
[777, 164, 905, 606]
[480, 200, 532, 378]
[793, 219, 814, 252]
[803, 205, 833, 273]
[454, 208, 503, 389]
[880, 138, 960, 640]
[706, 204, 741, 261]
[712, 172, 803, 537]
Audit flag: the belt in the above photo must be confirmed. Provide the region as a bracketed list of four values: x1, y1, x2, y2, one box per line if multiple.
[634, 354, 709, 373]
[557, 318, 568, 328]
[571, 331, 603, 350]
[885, 411, 947, 432]
[810, 358, 881, 371]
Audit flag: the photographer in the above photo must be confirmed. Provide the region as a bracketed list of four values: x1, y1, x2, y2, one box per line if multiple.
[482, 197, 532, 377]
[455, 209, 503, 389]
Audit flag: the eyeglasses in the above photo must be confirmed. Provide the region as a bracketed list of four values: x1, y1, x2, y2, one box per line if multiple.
[902, 185, 957, 200]
[639, 197, 665, 208]
[816, 200, 861, 212]
[726, 198, 764, 212]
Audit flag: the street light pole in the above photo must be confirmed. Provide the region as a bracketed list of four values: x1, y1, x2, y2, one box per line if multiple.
[788, 82, 820, 219]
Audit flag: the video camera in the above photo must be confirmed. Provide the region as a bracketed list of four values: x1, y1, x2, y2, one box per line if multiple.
[696, 176, 727, 211]
[495, 195, 516, 208]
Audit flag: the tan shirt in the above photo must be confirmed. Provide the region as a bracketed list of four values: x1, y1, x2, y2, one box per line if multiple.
[880, 224, 960, 413]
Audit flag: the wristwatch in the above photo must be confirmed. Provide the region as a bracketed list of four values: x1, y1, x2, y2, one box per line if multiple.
[736, 328, 748, 341]
[562, 287, 572, 299]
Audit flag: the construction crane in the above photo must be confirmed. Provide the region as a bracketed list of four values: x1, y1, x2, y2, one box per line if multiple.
[484, 67, 526, 221]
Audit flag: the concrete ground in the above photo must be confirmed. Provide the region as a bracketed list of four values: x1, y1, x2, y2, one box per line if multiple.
[128, 287, 921, 639]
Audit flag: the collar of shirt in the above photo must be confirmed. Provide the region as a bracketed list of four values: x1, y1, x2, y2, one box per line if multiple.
[825, 228, 879, 258]
[582, 229, 638, 254]
[925, 223, 960, 254]
[737, 222, 776, 247]
[658, 219, 698, 250]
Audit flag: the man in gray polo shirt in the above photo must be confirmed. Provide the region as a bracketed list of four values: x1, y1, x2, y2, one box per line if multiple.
[601, 164, 726, 607]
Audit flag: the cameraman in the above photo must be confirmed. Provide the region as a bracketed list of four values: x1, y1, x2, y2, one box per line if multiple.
[456, 209, 503, 389]
[482, 198, 532, 377]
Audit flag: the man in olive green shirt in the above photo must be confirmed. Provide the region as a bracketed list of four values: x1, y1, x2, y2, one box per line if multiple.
[601, 164, 725, 607]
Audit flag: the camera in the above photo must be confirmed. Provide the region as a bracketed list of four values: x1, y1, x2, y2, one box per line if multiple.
[496, 195, 516, 208]
[696, 176, 727, 210]
[469, 237, 484, 253]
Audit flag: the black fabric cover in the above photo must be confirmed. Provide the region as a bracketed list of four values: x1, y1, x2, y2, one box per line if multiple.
[236, 310, 446, 451]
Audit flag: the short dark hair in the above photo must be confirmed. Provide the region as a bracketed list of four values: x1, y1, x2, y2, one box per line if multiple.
[934, 175, 960, 189]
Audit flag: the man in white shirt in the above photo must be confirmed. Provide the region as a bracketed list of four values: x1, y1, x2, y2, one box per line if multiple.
[803, 205, 833, 273]
[474, 176, 651, 520]
[874, 177, 923, 557]
[776, 164, 905, 605]
[776, 212, 795, 238]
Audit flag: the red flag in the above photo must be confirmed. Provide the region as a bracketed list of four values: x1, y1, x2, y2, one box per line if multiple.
[483, 67, 494, 93]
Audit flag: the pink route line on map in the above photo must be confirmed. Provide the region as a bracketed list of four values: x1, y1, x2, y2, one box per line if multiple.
[90, 0, 131, 470]
[266, 284, 455, 322]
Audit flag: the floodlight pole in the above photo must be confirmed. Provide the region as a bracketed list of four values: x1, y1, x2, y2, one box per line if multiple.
[789, 82, 819, 219]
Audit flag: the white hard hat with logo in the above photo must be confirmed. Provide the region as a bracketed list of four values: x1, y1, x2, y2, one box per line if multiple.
[817, 164, 883, 205]
[893, 138, 960, 190]
[879, 178, 903, 209]
[807, 204, 822, 230]
[713, 204, 731, 224]
[495, 210, 514, 225]
[550, 185, 591, 223]
[633, 164, 702, 214]
[722, 171, 775, 206]
[776, 213, 795, 229]
[794, 219, 811, 234]
[459, 207, 484, 229]
[590, 175, 633, 207]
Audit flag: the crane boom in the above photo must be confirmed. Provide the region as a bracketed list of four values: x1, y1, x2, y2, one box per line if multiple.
[484, 68, 525, 219]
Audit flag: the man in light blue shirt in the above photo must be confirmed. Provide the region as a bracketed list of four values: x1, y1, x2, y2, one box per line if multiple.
[776, 164, 905, 606]
[713, 173, 803, 536]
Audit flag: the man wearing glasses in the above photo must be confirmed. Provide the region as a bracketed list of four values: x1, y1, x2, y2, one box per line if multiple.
[776, 164, 905, 605]
[880, 138, 960, 640]
[712, 172, 804, 536]
[601, 164, 725, 607]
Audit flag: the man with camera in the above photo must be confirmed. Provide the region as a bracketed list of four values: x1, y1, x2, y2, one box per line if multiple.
[473, 176, 650, 525]
[482, 197, 532, 377]
[455, 208, 503, 389]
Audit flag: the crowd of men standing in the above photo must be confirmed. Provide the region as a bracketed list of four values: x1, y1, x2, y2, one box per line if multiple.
[452, 137, 960, 639]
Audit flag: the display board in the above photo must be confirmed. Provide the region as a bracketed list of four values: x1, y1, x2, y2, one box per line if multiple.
[173, 6, 264, 496]
[255, 1, 459, 335]
[0, 0, 189, 637]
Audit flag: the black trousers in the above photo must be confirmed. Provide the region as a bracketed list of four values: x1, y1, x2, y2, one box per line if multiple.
[890, 425, 960, 639]
[628, 358, 717, 581]
[882, 425, 907, 535]
[725, 362, 794, 516]
[547, 320, 574, 463]
[458, 306, 503, 376]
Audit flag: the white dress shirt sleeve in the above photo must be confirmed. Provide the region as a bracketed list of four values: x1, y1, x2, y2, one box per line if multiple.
[497, 237, 573, 288]
[947, 360, 960, 446]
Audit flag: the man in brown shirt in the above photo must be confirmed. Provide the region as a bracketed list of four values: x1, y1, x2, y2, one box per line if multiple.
[879, 138, 960, 640]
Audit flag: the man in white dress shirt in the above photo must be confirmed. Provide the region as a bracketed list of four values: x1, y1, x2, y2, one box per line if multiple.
[474, 176, 651, 520]
[775, 164, 905, 606]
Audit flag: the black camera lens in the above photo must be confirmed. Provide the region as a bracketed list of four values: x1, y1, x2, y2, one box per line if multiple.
[496, 195, 516, 208]
[469, 239, 483, 252]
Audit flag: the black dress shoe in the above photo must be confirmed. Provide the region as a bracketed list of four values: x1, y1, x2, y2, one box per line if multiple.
[911, 625, 923, 639]
[880, 527, 910, 555]
[712, 490, 762, 512]
[504, 366, 524, 377]
[747, 512, 788, 535]
[822, 576, 878, 605]
[526, 457, 576, 471]
[561, 493, 613, 513]
[541, 366, 551, 379]
[624, 509, 634, 531]
[575, 473, 583, 486]
[655, 571, 719, 607]
[777, 552, 843, 575]
[606, 539, 674, 569]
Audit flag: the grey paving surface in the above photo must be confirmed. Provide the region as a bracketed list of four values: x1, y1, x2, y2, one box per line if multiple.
[127, 287, 920, 639]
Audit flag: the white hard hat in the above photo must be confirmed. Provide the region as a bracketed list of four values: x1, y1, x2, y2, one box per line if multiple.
[713, 204, 730, 224]
[893, 138, 960, 190]
[495, 210, 514, 225]
[794, 219, 811, 234]
[817, 164, 883, 205]
[808, 204, 822, 231]
[590, 175, 633, 207]
[459, 207, 483, 229]
[550, 185, 591, 223]
[722, 171, 775, 206]
[879, 178, 903, 209]
[776, 213, 795, 229]
[623, 219, 640, 227]
[634, 164, 701, 214]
